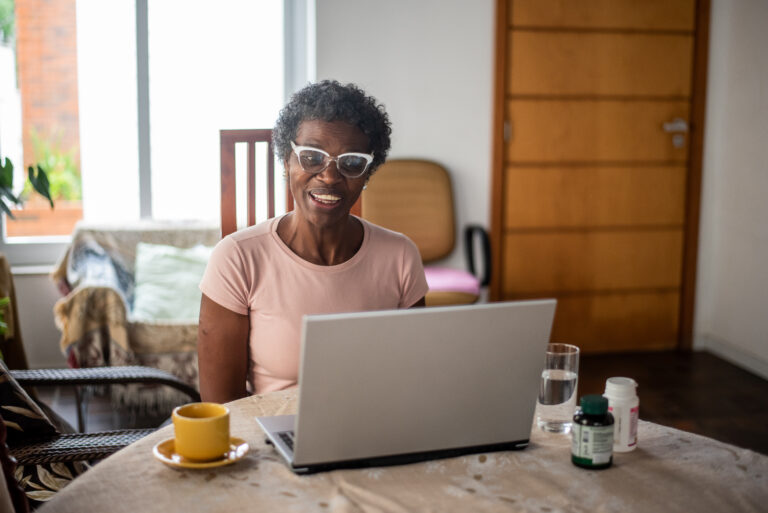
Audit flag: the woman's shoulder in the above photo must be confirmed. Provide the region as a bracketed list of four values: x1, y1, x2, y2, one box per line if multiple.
[213, 217, 283, 255]
[359, 218, 419, 250]
[226, 217, 278, 244]
[209, 217, 281, 264]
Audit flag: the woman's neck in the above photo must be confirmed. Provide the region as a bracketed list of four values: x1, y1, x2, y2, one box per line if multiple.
[276, 213, 364, 266]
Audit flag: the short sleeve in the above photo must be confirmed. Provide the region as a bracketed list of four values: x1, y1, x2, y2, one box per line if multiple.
[199, 237, 251, 315]
[398, 237, 429, 308]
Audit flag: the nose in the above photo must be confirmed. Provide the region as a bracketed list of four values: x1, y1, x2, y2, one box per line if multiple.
[315, 158, 343, 183]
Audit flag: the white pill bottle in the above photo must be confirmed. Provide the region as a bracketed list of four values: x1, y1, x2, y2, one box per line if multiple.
[603, 377, 639, 452]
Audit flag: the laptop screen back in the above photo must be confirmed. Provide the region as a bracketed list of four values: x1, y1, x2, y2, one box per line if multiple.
[293, 300, 556, 466]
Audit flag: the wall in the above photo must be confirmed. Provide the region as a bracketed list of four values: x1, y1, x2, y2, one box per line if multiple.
[315, 0, 495, 271]
[16, 0, 768, 377]
[694, 0, 768, 378]
[12, 270, 66, 368]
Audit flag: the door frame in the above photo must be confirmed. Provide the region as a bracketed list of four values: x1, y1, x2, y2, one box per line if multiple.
[488, 0, 711, 351]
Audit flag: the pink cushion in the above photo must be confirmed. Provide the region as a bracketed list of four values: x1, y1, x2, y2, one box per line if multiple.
[424, 266, 481, 296]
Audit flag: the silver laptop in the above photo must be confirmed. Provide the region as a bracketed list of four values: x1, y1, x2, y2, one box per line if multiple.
[256, 299, 556, 474]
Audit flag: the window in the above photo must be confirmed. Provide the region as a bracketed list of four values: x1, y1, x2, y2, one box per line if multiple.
[1, 0, 83, 246]
[148, 0, 284, 222]
[1, 0, 311, 266]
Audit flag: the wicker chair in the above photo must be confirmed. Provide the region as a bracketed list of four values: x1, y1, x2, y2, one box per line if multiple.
[8, 427, 157, 466]
[0, 359, 199, 508]
[10, 366, 200, 432]
[1, 410, 154, 513]
[3, 366, 199, 465]
[1, 417, 29, 513]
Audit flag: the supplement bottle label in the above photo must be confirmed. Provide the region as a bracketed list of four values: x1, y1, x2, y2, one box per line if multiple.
[628, 406, 639, 446]
[571, 424, 614, 465]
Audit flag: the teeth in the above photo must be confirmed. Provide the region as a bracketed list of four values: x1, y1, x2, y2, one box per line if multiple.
[311, 192, 341, 203]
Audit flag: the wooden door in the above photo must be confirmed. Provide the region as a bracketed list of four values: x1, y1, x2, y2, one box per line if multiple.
[490, 0, 709, 352]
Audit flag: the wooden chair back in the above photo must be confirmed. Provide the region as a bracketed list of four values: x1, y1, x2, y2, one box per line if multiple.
[219, 129, 287, 238]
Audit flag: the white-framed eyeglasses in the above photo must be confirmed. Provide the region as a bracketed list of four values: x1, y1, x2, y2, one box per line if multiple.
[290, 141, 374, 179]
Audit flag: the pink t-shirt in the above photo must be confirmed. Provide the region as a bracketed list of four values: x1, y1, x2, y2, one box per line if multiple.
[199, 215, 429, 394]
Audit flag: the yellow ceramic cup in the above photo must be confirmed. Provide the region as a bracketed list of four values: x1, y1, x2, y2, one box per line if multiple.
[172, 402, 230, 461]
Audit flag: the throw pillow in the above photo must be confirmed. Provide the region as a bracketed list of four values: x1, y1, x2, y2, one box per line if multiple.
[131, 242, 214, 322]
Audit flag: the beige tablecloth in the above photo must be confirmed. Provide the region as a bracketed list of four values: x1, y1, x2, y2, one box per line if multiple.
[40, 390, 768, 513]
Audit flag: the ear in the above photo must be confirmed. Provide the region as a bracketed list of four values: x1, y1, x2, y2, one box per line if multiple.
[283, 157, 296, 179]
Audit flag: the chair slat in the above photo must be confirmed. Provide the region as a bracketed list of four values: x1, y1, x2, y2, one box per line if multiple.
[267, 140, 275, 219]
[219, 129, 276, 238]
[247, 142, 256, 227]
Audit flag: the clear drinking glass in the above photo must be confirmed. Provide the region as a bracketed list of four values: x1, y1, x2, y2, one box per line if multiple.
[536, 343, 580, 434]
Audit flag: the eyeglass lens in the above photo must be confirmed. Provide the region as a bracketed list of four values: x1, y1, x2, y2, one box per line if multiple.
[297, 149, 369, 177]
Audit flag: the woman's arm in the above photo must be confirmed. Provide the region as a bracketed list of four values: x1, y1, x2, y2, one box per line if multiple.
[198, 293, 250, 403]
[410, 296, 426, 308]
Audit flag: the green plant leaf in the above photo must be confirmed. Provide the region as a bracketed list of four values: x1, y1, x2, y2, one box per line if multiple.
[28, 165, 54, 208]
[0, 197, 16, 219]
[28, 129, 81, 201]
[0, 184, 19, 203]
[0, 156, 13, 186]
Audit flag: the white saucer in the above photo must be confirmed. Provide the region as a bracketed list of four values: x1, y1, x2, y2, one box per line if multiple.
[152, 437, 249, 469]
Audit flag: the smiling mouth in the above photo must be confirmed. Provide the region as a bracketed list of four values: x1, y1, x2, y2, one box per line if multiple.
[309, 191, 342, 205]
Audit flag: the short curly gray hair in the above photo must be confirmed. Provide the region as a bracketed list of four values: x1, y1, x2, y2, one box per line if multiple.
[273, 80, 392, 174]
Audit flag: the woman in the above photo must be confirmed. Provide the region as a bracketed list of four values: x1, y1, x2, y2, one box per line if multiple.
[198, 80, 428, 402]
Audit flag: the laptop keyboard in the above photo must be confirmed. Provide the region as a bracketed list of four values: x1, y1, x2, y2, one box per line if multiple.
[278, 430, 295, 451]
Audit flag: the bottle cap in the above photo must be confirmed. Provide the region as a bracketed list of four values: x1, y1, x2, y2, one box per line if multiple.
[580, 394, 609, 415]
[604, 377, 638, 398]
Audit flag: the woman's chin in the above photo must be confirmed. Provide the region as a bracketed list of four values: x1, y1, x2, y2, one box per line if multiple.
[295, 202, 350, 228]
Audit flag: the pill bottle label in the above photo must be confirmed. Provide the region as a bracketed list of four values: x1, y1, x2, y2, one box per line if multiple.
[608, 402, 639, 451]
[628, 406, 639, 446]
[571, 424, 614, 465]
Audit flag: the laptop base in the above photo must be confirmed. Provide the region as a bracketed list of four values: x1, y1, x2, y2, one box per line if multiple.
[268, 437, 529, 475]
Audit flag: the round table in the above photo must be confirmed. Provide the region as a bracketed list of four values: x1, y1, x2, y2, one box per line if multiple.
[40, 389, 768, 512]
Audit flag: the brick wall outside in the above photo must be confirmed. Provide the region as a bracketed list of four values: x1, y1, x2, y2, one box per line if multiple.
[9, 0, 82, 237]
[15, 0, 80, 166]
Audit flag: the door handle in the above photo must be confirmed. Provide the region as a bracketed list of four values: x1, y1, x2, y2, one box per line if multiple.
[663, 118, 689, 133]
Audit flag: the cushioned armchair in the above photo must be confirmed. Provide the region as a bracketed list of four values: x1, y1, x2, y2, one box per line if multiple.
[361, 159, 491, 306]
[49, 221, 218, 414]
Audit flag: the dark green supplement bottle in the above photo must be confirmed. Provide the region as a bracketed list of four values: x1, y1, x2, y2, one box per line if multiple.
[571, 395, 614, 470]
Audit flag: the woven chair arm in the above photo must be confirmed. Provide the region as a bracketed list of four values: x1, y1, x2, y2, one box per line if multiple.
[11, 366, 201, 402]
[9, 429, 156, 465]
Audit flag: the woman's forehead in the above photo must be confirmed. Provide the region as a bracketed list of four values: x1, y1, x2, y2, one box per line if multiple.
[295, 119, 369, 150]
